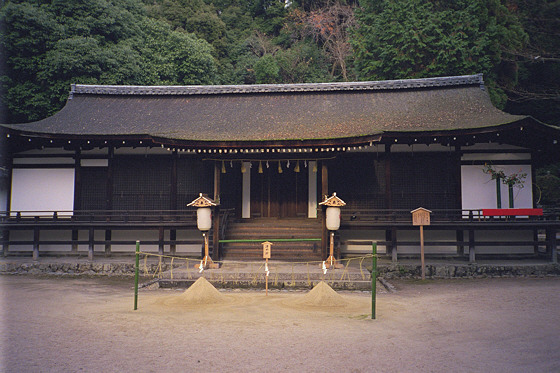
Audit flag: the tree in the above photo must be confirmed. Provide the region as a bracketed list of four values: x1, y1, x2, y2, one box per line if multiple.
[289, 1, 356, 80]
[352, 0, 528, 108]
[0, 0, 218, 123]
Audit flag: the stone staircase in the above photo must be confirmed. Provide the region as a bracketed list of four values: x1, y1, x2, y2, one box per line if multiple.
[220, 218, 323, 261]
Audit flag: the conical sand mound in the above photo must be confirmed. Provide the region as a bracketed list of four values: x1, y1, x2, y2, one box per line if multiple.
[159, 277, 228, 306]
[293, 281, 348, 307]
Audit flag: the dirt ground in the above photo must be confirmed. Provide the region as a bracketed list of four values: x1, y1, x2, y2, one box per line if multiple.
[1, 275, 559, 373]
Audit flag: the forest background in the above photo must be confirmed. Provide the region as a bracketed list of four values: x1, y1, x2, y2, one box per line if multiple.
[1, 0, 559, 205]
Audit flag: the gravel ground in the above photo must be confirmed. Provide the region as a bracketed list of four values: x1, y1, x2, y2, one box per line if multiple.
[1, 275, 559, 372]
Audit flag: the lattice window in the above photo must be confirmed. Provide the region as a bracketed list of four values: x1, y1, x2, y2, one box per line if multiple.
[176, 158, 213, 210]
[113, 156, 172, 210]
[391, 153, 458, 209]
[329, 154, 386, 209]
[80, 167, 107, 210]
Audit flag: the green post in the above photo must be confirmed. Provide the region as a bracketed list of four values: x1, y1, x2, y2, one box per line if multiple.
[496, 177, 502, 208]
[372, 241, 377, 320]
[508, 184, 514, 208]
[134, 240, 140, 311]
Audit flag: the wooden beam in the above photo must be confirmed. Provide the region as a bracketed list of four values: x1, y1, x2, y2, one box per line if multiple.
[213, 161, 221, 260]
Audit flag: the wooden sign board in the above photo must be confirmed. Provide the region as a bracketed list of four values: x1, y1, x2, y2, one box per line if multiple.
[262, 241, 272, 259]
[411, 207, 431, 226]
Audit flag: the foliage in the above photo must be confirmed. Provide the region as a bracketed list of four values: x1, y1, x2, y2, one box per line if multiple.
[0, 0, 559, 127]
[536, 163, 560, 207]
[482, 163, 527, 188]
[352, 0, 528, 109]
[0, 0, 217, 123]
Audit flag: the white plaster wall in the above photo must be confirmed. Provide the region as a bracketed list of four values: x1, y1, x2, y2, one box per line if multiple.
[461, 164, 533, 210]
[340, 229, 387, 255]
[471, 230, 534, 254]
[396, 230, 457, 254]
[11, 168, 75, 215]
[4, 230, 72, 252]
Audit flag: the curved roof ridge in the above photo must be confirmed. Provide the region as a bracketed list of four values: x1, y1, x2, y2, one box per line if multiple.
[70, 74, 484, 97]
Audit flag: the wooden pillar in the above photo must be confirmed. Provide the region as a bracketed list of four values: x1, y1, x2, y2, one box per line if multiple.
[158, 227, 164, 256]
[88, 227, 94, 261]
[384, 144, 392, 209]
[71, 229, 78, 252]
[33, 226, 40, 261]
[533, 228, 539, 256]
[321, 162, 329, 260]
[170, 230, 177, 255]
[170, 150, 178, 255]
[546, 226, 557, 263]
[456, 230, 464, 256]
[104, 230, 111, 257]
[212, 161, 221, 260]
[388, 227, 398, 263]
[2, 230, 9, 257]
[468, 229, 475, 263]
[105, 146, 114, 256]
[73, 148, 82, 211]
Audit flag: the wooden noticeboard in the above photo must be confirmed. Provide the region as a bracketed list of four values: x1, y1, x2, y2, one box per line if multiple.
[410, 208, 432, 280]
[411, 207, 431, 226]
[262, 241, 272, 259]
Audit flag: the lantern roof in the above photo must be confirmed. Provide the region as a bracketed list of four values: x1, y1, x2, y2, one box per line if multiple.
[319, 192, 346, 207]
[187, 193, 218, 207]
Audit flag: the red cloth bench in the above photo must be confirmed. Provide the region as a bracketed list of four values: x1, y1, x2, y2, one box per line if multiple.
[482, 208, 543, 216]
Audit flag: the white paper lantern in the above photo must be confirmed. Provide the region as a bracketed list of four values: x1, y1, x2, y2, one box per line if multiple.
[325, 207, 341, 231]
[197, 207, 212, 231]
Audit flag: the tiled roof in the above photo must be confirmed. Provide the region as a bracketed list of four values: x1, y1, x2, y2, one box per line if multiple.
[70, 74, 484, 96]
[2, 74, 535, 144]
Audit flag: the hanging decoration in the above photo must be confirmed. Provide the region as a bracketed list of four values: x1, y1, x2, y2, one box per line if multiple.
[221, 161, 226, 174]
[258, 161, 263, 174]
[294, 160, 300, 173]
[278, 161, 283, 174]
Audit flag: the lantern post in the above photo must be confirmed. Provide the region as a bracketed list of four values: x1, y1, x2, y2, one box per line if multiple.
[319, 192, 346, 269]
[188, 193, 220, 269]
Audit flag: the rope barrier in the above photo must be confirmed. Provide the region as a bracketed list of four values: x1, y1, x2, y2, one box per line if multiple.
[135, 251, 376, 286]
